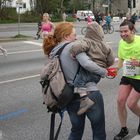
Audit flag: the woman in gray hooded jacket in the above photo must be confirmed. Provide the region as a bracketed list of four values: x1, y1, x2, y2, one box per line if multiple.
[42, 22, 107, 140]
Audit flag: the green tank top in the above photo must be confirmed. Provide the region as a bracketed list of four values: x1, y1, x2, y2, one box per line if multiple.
[118, 35, 140, 79]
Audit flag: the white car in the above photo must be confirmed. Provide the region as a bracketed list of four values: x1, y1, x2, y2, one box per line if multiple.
[76, 10, 95, 21]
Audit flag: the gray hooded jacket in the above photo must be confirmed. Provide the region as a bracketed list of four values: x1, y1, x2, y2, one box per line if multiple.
[50, 40, 107, 91]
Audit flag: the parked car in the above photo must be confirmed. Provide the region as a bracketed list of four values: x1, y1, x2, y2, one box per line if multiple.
[76, 10, 95, 21]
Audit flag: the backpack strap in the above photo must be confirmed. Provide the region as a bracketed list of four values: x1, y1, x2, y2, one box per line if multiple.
[49, 111, 64, 140]
[55, 42, 70, 83]
[54, 111, 64, 140]
[55, 42, 70, 56]
[49, 113, 55, 140]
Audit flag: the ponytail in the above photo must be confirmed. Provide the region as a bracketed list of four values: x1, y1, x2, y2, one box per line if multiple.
[42, 35, 58, 55]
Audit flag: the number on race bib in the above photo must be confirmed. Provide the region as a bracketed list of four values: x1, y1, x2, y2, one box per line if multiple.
[123, 60, 140, 76]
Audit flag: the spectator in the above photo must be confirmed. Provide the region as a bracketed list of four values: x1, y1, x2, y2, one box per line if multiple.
[126, 13, 135, 25]
[87, 15, 92, 24]
[131, 13, 137, 25]
[62, 12, 67, 22]
[105, 13, 112, 29]
[42, 22, 107, 140]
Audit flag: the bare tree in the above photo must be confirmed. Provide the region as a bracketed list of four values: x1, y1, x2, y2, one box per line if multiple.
[60, 0, 64, 15]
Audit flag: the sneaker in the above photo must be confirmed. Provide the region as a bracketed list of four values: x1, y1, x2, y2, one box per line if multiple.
[138, 118, 140, 134]
[77, 96, 94, 115]
[114, 128, 129, 140]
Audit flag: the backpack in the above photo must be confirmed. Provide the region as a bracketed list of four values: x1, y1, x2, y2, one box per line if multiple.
[40, 42, 76, 113]
[40, 43, 78, 140]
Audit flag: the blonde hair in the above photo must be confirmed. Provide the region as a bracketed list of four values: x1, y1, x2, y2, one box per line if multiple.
[43, 13, 51, 21]
[42, 22, 74, 55]
[43, 13, 49, 17]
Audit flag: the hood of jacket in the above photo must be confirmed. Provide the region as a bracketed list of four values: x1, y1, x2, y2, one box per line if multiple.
[85, 21, 104, 42]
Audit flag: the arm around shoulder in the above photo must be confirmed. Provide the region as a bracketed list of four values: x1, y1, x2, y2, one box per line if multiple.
[76, 52, 107, 77]
[70, 40, 89, 56]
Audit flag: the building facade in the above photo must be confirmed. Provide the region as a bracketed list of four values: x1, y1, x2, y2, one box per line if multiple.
[6, 0, 140, 16]
[83, 0, 140, 16]
[111, 0, 140, 16]
[7, 0, 35, 13]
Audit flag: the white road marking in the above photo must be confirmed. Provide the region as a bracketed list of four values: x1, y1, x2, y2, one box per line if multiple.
[0, 40, 113, 56]
[0, 49, 42, 56]
[0, 41, 43, 56]
[0, 74, 40, 85]
[7, 49, 42, 55]
[23, 41, 42, 46]
[0, 58, 119, 84]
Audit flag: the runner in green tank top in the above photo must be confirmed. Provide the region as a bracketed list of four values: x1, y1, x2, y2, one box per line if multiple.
[114, 20, 140, 140]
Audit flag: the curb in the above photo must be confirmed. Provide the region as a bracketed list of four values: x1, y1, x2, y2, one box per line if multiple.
[0, 37, 34, 43]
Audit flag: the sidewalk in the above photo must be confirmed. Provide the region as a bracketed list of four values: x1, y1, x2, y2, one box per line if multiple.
[0, 23, 36, 42]
[131, 135, 140, 140]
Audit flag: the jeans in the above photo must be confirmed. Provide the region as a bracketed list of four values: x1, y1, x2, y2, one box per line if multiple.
[67, 90, 106, 140]
[106, 22, 111, 29]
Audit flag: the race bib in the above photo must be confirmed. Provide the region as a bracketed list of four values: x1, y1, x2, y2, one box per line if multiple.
[123, 60, 140, 76]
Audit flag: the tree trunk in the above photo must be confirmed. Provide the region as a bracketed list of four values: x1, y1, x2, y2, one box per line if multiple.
[60, 0, 64, 16]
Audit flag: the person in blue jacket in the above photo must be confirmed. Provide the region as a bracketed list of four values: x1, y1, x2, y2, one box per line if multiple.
[105, 13, 112, 29]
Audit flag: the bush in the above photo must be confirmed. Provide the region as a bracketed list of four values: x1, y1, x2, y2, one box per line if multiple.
[0, 7, 17, 23]
[0, 10, 76, 23]
[66, 16, 76, 22]
[20, 11, 41, 23]
[51, 14, 62, 22]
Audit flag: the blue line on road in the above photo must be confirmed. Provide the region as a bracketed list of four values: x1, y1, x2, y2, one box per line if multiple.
[0, 108, 28, 121]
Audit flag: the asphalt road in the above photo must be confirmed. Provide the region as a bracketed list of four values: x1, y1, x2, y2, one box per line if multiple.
[0, 22, 140, 140]
[0, 21, 121, 38]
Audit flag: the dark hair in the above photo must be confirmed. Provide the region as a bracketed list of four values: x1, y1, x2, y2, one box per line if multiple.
[120, 20, 135, 31]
